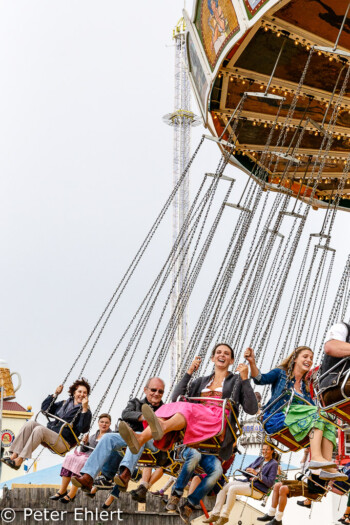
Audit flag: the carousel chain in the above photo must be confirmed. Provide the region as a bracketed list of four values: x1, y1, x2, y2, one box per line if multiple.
[130, 175, 230, 397]
[111, 173, 230, 408]
[301, 247, 331, 345]
[138, 181, 235, 399]
[310, 251, 336, 352]
[90, 169, 212, 398]
[316, 254, 350, 362]
[69, 135, 205, 383]
[273, 236, 312, 362]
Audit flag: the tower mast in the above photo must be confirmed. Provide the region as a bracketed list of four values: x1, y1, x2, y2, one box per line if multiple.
[163, 18, 200, 383]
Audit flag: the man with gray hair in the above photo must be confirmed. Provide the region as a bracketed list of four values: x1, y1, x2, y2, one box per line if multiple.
[72, 376, 165, 493]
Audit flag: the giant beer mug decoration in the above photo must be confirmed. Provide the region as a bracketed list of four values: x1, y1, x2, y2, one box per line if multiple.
[0, 359, 22, 400]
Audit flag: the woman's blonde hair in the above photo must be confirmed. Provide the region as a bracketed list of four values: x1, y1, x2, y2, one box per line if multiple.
[278, 346, 313, 390]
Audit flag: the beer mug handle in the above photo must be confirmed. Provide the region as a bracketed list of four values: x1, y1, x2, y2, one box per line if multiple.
[11, 372, 22, 393]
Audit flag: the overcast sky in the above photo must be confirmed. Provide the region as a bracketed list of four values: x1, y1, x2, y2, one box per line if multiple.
[0, 1, 349, 472]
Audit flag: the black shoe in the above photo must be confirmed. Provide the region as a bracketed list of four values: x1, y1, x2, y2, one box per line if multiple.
[297, 500, 311, 509]
[269, 519, 282, 525]
[49, 491, 68, 501]
[60, 495, 76, 505]
[93, 475, 114, 490]
[86, 492, 96, 499]
[102, 502, 113, 510]
[0, 458, 20, 470]
[339, 515, 350, 524]
[131, 485, 148, 503]
[257, 515, 275, 522]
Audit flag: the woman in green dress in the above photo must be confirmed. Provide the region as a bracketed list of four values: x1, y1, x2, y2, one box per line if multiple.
[244, 346, 345, 481]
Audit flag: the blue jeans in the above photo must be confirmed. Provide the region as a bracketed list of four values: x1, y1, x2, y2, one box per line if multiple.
[173, 448, 223, 506]
[81, 432, 157, 479]
[100, 450, 122, 480]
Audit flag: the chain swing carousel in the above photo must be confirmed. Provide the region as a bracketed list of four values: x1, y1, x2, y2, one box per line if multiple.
[3, 1, 350, 523]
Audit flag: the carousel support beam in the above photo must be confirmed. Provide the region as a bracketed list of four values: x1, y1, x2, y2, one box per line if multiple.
[245, 34, 289, 101]
[280, 210, 306, 219]
[267, 229, 284, 239]
[309, 118, 327, 134]
[206, 173, 235, 182]
[311, 233, 331, 240]
[271, 152, 302, 165]
[203, 135, 236, 149]
[315, 3, 350, 58]
[314, 46, 350, 58]
[225, 202, 251, 213]
[245, 91, 285, 101]
[315, 244, 336, 253]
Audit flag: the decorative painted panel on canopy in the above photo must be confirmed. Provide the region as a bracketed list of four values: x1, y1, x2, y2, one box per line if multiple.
[185, 0, 350, 210]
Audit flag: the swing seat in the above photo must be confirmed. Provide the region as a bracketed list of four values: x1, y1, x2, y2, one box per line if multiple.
[323, 398, 350, 425]
[36, 411, 80, 457]
[232, 469, 266, 500]
[261, 390, 314, 453]
[265, 427, 309, 453]
[136, 448, 183, 477]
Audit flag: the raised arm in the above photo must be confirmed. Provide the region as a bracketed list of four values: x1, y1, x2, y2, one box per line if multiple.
[244, 348, 260, 378]
[237, 364, 258, 415]
[324, 323, 350, 358]
[325, 339, 350, 358]
[244, 347, 280, 385]
[171, 356, 201, 402]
